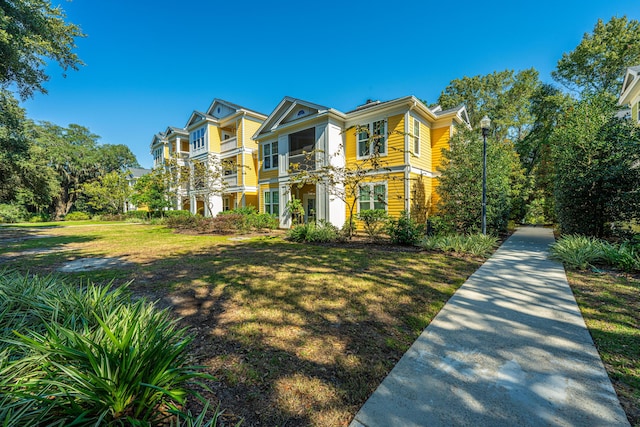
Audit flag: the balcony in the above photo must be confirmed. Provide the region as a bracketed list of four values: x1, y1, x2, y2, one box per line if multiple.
[289, 153, 316, 172]
[221, 137, 237, 153]
[223, 173, 238, 186]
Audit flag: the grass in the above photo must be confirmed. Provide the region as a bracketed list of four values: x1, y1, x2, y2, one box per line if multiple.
[0, 222, 481, 426]
[566, 270, 640, 426]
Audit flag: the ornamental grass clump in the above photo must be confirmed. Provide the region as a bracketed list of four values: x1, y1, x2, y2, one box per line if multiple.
[549, 234, 608, 270]
[0, 270, 217, 426]
[420, 233, 498, 258]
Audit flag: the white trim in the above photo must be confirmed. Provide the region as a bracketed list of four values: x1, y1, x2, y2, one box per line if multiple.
[409, 166, 437, 178]
[412, 117, 421, 157]
[356, 119, 388, 160]
[262, 140, 279, 171]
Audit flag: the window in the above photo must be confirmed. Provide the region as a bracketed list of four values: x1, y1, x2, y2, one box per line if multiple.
[359, 183, 387, 212]
[413, 118, 420, 155]
[223, 158, 237, 176]
[263, 141, 278, 170]
[223, 197, 230, 211]
[264, 190, 279, 216]
[357, 120, 386, 158]
[153, 148, 163, 165]
[190, 127, 206, 151]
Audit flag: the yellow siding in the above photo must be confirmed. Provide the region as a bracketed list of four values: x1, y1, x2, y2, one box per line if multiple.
[633, 102, 639, 123]
[208, 123, 221, 152]
[409, 172, 433, 224]
[386, 114, 405, 167]
[241, 152, 257, 187]
[245, 194, 258, 208]
[431, 126, 450, 173]
[243, 119, 262, 148]
[258, 142, 279, 180]
[409, 119, 432, 172]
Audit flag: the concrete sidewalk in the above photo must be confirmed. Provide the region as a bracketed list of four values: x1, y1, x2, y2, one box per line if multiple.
[349, 227, 629, 427]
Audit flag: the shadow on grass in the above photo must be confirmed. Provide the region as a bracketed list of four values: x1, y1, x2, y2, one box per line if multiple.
[121, 238, 479, 426]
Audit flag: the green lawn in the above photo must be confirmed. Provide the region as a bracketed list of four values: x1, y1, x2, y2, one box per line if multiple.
[2, 222, 637, 426]
[566, 270, 640, 426]
[0, 222, 480, 426]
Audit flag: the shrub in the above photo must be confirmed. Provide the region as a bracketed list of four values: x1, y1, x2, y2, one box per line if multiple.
[420, 233, 499, 258]
[165, 210, 193, 218]
[358, 209, 388, 241]
[0, 204, 28, 223]
[165, 215, 204, 230]
[386, 211, 423, 246]
[0, 271, 213, 426]
[549, 234, 608, 270]
[100, 213, 126, 221]
[28, 212, 51, 223]
[63, 211, 91, 221]
[126, 210, 150, 220]
[286, 220, 340, 243]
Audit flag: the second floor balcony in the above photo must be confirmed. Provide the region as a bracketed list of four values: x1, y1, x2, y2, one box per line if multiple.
[221, 137, 238, 153]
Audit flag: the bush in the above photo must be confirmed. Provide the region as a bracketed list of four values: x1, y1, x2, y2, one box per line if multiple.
[0, 270, 213, 426]
[28, 212, 51, 223]
[165, 210, 193, 218]
[420, 233, 499, 258]
[0, 204, 28, 223]
[358, 209, 388, 241]
[550, 234, 608, 270]
[126, 210, 150, 220]
[100, 213, 126, 221]
[386, 211, 423, 246]
[165, 215, 204, 230]
[286, 220, 341, 243]
[63, 211, 91, 221]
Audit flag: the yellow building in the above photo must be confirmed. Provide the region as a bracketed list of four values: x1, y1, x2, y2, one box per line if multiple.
[253, 96, 469, 228]
[151, 99, 266, 216]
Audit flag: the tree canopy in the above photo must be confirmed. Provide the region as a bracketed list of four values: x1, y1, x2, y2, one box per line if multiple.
[0, 0, 84, 99]
[552, 16, 640, 97]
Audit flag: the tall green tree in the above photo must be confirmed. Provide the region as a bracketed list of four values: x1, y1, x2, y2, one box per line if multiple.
[81, 170, 131, 214]
[552, 16, 640, 98]
[0, 89, 30, 202]
[131, 169, 173, 214]
[552, 94, 640, 237]
[436, 128, 524, 234]
[0, 0, 84, 99]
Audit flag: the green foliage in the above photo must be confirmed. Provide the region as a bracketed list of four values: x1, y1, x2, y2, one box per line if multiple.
[63, 211, 90, 221]
[553, 16, 640, 97]
[386, 211, 423, 246]
[552, 94, 640, 237]
[81, 170, 131, 214]
[436, 128, 524, 234]
[286, 220, 341, 243]
[131, 169, 173, 214]
[0, 0, 84, 99]
[550, 235, 610, 270]
[357, 209, 388, 240]
[523, 197, 547, 225]
[164, 210, 193, 218]
[420, 233, 499, 258]
[0, 271, 212, 425]
[0, 203, 28, 223]
[285, 198, 305, 225]
[125, 210, 150, 220]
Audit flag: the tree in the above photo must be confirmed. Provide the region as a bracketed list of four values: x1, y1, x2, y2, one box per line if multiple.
[190, 156, 229, 216]
[552, 16, 640, 97]
[0, 0, 84, 99]
[130, 169, 173, 214]
[436, 128, 525, 234]
[437, 68, 540, 143]
[0, 89, 30, 202]
[552, 94, 640, 237]
[81, 170, 131, 214]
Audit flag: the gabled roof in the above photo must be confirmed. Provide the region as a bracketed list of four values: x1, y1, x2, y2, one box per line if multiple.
[164, 126, 188, 137]
[206, 98, 268, 120]
[149, 132, 166, 148]
[253, 96, 338, 139]
[185, 111, 216, 129]
[618, 65, 640, 106]
[127, 167, 152, 178]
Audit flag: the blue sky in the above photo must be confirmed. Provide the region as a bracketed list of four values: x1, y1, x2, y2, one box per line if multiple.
[22, 0, 640, 169]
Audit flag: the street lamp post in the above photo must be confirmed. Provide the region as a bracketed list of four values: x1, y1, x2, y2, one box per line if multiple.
[480, 116, 491, 235]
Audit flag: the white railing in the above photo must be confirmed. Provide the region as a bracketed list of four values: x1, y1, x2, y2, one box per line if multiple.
[221, 137, 237, 152]
[223, 174, 238, 186]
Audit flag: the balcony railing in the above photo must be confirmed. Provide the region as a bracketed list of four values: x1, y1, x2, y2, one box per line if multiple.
[223, 173, 238, 186]
[289, 153, 316, 172]
[221, 137, 237, 153]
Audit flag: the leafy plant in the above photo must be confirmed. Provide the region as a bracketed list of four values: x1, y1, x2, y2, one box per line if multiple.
[0, 203, 28, 223]
[358, 209, 388, 241]
[286, 220, 340, 243]
[386, 211, 423, 246]
[0, 271, 215, 426]
[63, 211, 91, 221]
[420, 233, 498, 258]
[549, 234, 608, 270]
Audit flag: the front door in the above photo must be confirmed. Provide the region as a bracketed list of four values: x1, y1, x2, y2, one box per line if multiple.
[304, 194, 316, 223]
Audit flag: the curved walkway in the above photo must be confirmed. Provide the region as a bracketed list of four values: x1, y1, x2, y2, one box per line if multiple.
[350, 227, 629, 427]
